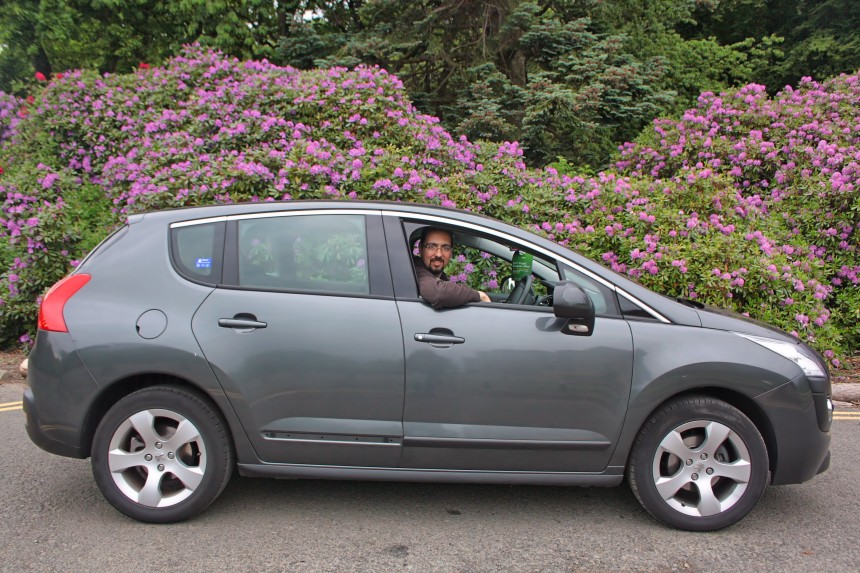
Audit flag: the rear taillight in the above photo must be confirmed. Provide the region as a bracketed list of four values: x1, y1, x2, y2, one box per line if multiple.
[38, 274, 91, 333]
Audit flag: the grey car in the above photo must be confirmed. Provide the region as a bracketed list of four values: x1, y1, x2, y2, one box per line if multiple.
[23, 200, 832, 530]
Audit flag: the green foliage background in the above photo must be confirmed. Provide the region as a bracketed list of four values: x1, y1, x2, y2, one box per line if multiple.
[3, 1, 860, 169]
[0, 48, 857, 366]
[1, 2, 859, 364]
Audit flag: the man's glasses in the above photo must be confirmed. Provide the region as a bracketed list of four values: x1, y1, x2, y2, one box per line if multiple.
[423, 243, 452, 253]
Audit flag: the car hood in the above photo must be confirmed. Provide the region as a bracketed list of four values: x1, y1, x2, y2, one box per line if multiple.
[695, 305, 799, 344]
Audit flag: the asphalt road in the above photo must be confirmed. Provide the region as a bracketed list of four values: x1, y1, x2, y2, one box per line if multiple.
[1, 382, 858, 573]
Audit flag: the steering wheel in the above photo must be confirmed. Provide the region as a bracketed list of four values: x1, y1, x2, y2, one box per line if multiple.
[504, 274, 534, 305]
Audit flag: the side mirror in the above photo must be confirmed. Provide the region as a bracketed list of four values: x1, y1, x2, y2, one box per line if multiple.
[553, 281, 595, 335]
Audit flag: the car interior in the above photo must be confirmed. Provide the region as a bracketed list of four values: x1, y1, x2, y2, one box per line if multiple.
[408, 225, 560, 307]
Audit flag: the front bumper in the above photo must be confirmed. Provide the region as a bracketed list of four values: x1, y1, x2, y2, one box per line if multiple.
[755, 374, 831, 485]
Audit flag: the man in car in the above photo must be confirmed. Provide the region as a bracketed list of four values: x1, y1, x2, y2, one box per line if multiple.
[415, 227, 491, 309]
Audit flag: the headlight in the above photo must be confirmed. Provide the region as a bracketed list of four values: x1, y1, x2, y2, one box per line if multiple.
[734, 333, 827, 378]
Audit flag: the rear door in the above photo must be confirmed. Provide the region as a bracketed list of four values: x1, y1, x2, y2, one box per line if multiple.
[191, 211, 405, 467]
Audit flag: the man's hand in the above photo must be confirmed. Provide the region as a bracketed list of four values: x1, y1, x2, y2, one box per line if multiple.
[478, 291, 491, 303]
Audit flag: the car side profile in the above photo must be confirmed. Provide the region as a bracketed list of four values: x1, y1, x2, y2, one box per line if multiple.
[24, 201, 832, 530]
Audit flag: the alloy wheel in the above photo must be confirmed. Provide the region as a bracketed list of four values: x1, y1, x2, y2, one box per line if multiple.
[651, 420, 752, 518]
[107, 408, 207, 508]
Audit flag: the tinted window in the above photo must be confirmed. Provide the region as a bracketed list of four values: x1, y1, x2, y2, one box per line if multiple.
[170, 222, 224, 284]
[617, 295, 658, 321]
[237, 214, 369, 295]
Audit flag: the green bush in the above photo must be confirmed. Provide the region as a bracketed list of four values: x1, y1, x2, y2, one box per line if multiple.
[0, 47, 857, 369]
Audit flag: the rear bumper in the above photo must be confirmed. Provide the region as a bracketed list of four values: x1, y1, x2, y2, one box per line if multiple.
[23, 331, 99, 459]
[23, 387, 85, 458]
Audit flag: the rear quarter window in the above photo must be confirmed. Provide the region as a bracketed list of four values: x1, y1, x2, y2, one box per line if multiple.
[169, 221, 225, 285]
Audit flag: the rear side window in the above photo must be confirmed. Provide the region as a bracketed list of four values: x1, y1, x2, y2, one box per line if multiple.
[170, 221, 225, 285]
[237, 214, 370, 295]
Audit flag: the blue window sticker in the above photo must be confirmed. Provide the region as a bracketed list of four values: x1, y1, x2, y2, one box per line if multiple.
[195, 258, 212, 269]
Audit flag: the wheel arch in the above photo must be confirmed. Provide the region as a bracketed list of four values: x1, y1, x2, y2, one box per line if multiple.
[626, 387, 778, 477]
[80, 373, 246, 460]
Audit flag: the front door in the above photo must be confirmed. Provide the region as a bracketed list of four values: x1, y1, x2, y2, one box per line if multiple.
[398, 301, 633, 472]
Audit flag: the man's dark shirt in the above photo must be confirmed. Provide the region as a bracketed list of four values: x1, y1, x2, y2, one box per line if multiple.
[414, 258, 481, 309]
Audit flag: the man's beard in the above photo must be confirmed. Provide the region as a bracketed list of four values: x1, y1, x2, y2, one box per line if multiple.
[429, 258, 445, 276]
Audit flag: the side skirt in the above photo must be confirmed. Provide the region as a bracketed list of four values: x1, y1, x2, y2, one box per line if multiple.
[237, 463, 625, 487]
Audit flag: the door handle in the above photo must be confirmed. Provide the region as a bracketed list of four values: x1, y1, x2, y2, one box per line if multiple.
[414, 333, 464, 345]
[218, 318, 267, 330]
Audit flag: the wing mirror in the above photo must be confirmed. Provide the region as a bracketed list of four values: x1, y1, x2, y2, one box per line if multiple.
[553, 281, 595, 335]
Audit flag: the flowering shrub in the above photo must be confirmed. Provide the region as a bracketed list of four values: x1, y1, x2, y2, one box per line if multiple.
[0, 92, 22, 146]
[605, 79, 860, 366]
[0, 47, 857, 366]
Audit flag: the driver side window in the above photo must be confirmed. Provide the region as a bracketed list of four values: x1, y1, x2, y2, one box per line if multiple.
[409, 224, 559, 307]
[445, 244, 555, 305]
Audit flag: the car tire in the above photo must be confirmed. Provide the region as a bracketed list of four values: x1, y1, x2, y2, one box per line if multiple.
[627, 396, 769, 531]
[91, 386, 234, 523]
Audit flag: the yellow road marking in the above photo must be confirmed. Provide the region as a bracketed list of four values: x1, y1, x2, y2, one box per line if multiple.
[0, 400, 23, 408]
[0, 405, 22, 412]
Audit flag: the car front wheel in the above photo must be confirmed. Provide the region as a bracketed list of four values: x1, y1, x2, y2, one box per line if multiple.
[627, 396, 769, 531]
[91, 386, 234, 523]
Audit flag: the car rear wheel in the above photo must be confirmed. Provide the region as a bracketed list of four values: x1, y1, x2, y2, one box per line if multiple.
[627, 396, 768, 531]
[91, 386, 233, 523]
